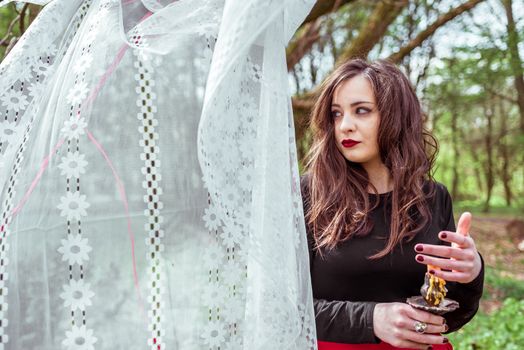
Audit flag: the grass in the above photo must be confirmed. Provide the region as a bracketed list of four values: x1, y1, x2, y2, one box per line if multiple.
[482, 268, 524, 302]
[448, 298, 524, 350]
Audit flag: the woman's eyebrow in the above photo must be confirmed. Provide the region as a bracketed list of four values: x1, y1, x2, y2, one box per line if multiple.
[350, 100, 374, 106]
[331, 101, 374, 108]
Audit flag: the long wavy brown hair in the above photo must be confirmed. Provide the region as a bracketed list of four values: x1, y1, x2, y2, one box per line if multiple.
[304, 59, 438, 259]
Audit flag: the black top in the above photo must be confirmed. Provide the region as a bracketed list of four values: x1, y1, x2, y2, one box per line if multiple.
[300, 174, 484, 344]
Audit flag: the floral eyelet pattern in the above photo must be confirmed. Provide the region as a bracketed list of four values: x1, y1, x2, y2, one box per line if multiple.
[134, 49, 167, 350]
[0, 1, 95, 349]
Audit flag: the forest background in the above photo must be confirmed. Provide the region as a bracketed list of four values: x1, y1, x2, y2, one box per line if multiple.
[1, 1, 523, 348]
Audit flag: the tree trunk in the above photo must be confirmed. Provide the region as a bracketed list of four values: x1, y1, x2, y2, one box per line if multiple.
[28, 4, 41, 23]
[335, 0, 409, 65]
[466, 136, 484, 194]
[502, 0, 524, 132]
[497, 97, 512, 206]
[451, 104, 460, 200]
[483, 105, 494, 213]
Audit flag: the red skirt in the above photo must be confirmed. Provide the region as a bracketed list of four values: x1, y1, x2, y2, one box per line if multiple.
[318, 341, 453, 350]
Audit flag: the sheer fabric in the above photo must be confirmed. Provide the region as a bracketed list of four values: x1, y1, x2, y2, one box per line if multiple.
[0, 0, 316, 348]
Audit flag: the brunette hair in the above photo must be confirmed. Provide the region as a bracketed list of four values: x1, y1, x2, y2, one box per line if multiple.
[304, 59, 438, 259]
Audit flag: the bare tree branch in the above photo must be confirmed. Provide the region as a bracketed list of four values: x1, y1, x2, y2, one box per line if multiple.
[5, 37, 18, 57]
[334, 0, 409, 66]
[0, 12, 22, 47]
[287, 20, 322, 71]
[287, 0, 349, 71]
[302, 0, 356, 26]
[28, 4, 41, 23]
[387, 0, 485, 63]
[19, 4, 29, 34]
[1, 4, 42, 58]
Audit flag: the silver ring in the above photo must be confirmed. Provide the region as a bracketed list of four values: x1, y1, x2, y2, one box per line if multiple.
[414, 321, 428, 334]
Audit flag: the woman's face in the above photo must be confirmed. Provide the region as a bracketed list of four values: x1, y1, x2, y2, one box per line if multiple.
[331, 74, 381, 167]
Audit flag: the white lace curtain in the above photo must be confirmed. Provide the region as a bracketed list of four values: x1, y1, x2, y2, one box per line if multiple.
[0, 0, 316, 349]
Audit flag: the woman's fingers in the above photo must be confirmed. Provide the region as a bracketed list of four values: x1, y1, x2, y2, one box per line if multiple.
[406, 330, 449, 347]
[420, 323, 448, 334]
[414, 243, 472, 260]
[407, 307, 446, 327]
[438, 230, 473, 248]
[414, 228, 482, 283]
[412, 212, 482, 284]
[412, 214, 481, 281]
[373, 303, 448, 349]
[415, 253, 475, 272]
[414, 252, 478, 282]
[425, 268, 471, 282]
[380, 328, 445, 349]
[456, 212, 472, 236]
[383, 322, 448, 349]
[396, 318, 447, 334]
[403, 308, 448, 347]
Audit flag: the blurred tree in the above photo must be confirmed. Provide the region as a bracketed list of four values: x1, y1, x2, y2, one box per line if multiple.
[501, 0, 524, 132]
[426, 39, 521, 212]
[0, 3, 41, 58]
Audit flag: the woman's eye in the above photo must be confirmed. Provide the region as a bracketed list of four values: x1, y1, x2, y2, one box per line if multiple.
[356, 107, 370, 114]
[331, 110, 342, 118]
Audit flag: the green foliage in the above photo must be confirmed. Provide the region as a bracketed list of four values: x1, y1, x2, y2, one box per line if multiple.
[426, 43, 523, 210]
[449, 267, 524, 350]
[0, 4, 21, 58]
[483, 268, 524, 301]
[448, 298, 524, 350]
[0, 5, 17, 31]
[454, 202, 524, 217]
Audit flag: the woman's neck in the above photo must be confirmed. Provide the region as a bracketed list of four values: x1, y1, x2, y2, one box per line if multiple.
[362, 159, 393, 194]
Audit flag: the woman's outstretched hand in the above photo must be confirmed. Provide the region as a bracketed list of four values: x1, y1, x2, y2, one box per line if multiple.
[373, 302, 448, 349]
[414, 212, 482, 284]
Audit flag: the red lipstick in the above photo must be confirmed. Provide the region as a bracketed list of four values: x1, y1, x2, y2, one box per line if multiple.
[341, 139, 361, 148]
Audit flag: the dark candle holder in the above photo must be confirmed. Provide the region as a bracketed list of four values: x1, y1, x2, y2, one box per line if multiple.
[406, 295, 459, 316]
[406, 271, 459, 316]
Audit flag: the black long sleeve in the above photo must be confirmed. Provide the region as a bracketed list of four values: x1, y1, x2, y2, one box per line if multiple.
[305, 217, 379, 343]
[314, 298, 378, 343]
[300, 174, 484, 344]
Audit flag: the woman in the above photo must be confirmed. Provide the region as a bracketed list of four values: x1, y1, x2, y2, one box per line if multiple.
[300, 59, 484, 350]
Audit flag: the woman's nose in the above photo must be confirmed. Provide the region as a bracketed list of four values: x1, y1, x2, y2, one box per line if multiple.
[339, 113, 356, 132]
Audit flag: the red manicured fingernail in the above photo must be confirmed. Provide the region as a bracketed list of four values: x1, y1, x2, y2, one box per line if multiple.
[415, 244, 423, 252]
[429, 270, 435, 274]
[427, 346, 433, 350]
[416, 255, 424, 262]
[440, 232, 447, 239]
[444, 324, 449, 332]
[443, 338, 449, 343]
